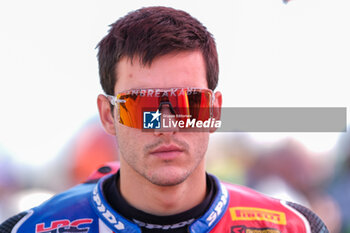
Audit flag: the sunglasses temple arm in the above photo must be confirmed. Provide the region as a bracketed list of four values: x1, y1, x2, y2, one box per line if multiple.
[105, 95, 126, 105]
[211, 93, 216, 118]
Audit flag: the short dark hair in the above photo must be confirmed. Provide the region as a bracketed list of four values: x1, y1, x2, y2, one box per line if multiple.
[97, 6, 219, 95]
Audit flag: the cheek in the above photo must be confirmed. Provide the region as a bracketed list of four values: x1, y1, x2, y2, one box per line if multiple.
[114, 124, 143, 159]
[186, 133, 209, 156]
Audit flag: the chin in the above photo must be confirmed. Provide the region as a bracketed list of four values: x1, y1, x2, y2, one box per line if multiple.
[146, 166, 191, 187]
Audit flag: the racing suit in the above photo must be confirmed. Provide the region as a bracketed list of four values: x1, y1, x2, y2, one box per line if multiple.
[0, 162, 329, 233]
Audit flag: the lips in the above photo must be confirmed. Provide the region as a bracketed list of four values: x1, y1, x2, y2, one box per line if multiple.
[149, 144, 184, 160]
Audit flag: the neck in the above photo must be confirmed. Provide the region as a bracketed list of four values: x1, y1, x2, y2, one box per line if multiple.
[119, 160, 207, 216]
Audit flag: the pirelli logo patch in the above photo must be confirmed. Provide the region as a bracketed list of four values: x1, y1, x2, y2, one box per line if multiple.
[229, 207, 287, 225]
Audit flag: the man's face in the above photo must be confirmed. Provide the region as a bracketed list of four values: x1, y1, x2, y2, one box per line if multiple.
[99, 51, 221, 186]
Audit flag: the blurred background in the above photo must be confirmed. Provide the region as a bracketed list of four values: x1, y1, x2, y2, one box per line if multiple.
[0, 0, 349, 232]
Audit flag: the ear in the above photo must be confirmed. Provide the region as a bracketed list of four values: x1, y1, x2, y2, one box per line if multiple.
[97, 94, 117, 136]
[210, 91, 222, 133]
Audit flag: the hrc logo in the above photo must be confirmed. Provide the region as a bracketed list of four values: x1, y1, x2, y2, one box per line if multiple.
[35, 219, 93, 233]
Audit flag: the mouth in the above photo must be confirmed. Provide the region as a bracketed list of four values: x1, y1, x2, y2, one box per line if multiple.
[149, 144, 184, 160]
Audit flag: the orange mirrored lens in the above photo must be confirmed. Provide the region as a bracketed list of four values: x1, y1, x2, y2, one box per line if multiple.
[116, 88, 212, 129]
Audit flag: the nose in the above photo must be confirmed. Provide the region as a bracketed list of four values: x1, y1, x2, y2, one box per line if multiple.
[153, 102, 179, 136]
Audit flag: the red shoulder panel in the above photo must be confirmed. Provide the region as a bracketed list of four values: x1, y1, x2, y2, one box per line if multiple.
[85, 161, 120, 182]
[210, 182, 311, 233]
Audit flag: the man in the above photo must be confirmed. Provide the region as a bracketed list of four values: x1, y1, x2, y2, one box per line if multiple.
[0, 6, 328, 233]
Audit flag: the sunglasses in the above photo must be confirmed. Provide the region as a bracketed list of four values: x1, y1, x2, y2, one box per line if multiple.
[106, 88, 215, 129]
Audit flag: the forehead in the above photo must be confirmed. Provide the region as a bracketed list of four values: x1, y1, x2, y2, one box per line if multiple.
[114, 51, 207, 94]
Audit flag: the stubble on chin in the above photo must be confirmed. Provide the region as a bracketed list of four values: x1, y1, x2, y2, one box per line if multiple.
[140, 138, 190, 186]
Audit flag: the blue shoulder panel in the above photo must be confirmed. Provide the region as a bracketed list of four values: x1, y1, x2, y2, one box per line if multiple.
[189, 175, 229, 233]
[90, 174, 141, 233]
[15, 183, 100, 233]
